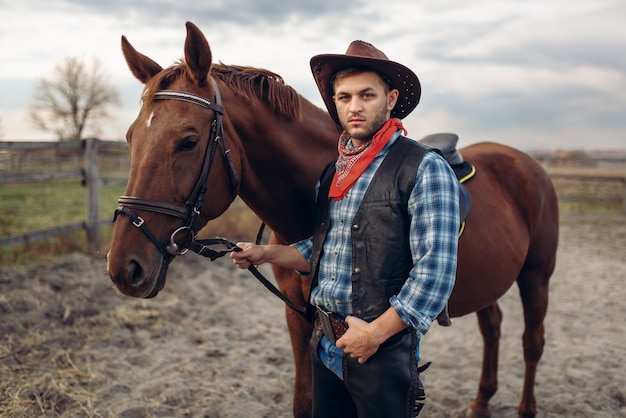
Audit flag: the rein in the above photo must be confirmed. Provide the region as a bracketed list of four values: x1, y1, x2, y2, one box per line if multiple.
[113, 79, 307, 315]
[190, 233, 307, 315]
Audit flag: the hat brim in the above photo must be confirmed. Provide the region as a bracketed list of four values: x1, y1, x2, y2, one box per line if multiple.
[310, 53, 421, 128]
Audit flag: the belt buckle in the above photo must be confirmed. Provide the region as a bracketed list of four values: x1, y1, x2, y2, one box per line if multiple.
[315, 305, 336, 344]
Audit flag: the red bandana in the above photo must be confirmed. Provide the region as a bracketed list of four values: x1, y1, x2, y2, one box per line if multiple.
[328, 118, 406, 201]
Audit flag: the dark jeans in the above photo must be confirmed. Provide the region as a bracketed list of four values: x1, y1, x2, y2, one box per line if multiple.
[310, 328, 425, 418]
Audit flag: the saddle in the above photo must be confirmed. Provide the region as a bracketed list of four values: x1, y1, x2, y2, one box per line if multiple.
[418, 133, 476, 326]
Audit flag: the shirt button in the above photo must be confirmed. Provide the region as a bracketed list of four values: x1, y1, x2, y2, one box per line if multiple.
[354, 267, 361, 273]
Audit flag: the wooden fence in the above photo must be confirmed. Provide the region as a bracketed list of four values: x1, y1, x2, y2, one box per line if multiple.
[538, 161, 626, 214]
[1, 141, 625, 254]
[0, 139, 128, 252]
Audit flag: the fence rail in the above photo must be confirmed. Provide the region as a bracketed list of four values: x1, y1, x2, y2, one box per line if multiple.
[1, 142, 625, 253]
[547, 171, 626, 211]
[0, 139, 128, 252]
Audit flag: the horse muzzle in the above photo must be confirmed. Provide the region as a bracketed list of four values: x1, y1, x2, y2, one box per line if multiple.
[107, 249, 169, 298]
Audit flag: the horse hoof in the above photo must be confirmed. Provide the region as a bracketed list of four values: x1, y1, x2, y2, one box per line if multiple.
[466, 407, 491, 418]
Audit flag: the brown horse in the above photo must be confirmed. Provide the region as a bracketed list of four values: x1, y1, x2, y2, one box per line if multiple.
[107, 22, 559, 418]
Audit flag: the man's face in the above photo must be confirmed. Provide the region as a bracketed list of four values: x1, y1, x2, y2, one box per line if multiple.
[332, 71, 399, 142]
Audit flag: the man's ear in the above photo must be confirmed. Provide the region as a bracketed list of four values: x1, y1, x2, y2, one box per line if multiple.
[387, 89, 399, 112]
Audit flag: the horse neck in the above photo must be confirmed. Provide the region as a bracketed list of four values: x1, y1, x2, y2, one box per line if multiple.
[226, 95, 338, 243]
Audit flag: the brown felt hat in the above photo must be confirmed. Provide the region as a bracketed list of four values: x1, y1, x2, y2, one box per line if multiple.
[310, 40, 421, 126]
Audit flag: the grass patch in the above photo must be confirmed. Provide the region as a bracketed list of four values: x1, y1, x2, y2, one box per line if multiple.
[0, 179, 261, 266]
[0, 180, 124, 265]
[558, 201, 623, 214]
[0, 179, 123, 236]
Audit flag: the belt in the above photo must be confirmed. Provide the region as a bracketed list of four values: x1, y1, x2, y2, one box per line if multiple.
[314, 305, 412, 348]
[314, 306, 348, 345]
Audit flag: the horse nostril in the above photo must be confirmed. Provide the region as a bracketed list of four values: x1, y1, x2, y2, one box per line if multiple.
[128, 259, 144, 287]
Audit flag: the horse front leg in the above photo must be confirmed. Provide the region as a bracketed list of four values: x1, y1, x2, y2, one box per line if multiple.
[272, 263, 313, 418]
[467, 303, 502, 418]
[284, 305, 313, 418]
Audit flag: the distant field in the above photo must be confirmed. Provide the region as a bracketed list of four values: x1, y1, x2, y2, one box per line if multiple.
[1, 161, 624, 265]
[544, 165, 625, 213]
[0, 179, 260, 265]
[0, 180, 124, 264]
[0, 180, 123, 236]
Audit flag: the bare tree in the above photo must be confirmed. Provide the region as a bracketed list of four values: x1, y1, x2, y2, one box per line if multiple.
[29, 56, 121, 140]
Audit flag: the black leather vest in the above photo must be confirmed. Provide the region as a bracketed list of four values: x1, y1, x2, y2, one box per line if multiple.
[308, 137, 431, 322]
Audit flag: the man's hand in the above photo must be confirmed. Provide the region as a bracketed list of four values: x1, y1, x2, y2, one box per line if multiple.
[229, 243, 311, 272]
[336, 307, 409, 364]
[230, 242, 262, 269]
[336, 316, 381, 364]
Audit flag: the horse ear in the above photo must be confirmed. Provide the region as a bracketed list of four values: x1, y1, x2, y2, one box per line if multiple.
[121, 35, 163, 84]
[184, 21, 212, 86]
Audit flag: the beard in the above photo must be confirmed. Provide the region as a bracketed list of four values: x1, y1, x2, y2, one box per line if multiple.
[342, 103, 390, 141]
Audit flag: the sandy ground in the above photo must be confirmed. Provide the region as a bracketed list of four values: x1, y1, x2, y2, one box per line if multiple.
[1, 213, 625, 418]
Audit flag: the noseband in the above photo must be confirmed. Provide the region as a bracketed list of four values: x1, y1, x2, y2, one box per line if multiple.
[113, 78, 240, 262]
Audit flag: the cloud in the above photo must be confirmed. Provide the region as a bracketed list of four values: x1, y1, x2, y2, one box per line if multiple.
[0, 0, 624, 150]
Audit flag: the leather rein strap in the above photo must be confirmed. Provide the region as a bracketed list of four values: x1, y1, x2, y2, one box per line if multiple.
[113, 79, 306, 315]
[191, 234, 307, 315]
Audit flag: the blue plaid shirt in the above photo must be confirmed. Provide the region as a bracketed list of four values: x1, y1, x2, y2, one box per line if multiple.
[292, 133, 459, 369]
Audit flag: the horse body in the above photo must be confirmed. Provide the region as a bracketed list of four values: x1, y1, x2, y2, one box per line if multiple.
[108, 22, 558, 418]
[231, 95, 338, 243]
[452, 142, 558, 317]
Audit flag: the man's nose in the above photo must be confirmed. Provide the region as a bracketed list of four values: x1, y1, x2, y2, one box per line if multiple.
[348, 97, 363, 113]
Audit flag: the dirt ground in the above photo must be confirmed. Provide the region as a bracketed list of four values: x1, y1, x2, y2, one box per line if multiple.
[1, 213, 625, 418]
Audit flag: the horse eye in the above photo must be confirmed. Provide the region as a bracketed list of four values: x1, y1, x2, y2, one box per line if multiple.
[178, 137, 199, 151]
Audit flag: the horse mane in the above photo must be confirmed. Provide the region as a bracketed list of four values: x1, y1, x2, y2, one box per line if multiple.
[142, 61, 301, 120]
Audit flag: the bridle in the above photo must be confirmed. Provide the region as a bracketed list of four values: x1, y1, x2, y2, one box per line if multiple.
[112, 78, 307, 314]
[113, 78, 240, 263]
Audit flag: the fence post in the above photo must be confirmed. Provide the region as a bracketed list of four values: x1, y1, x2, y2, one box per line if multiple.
[83, 138, 100, 253]
[622, 165, 626, 215]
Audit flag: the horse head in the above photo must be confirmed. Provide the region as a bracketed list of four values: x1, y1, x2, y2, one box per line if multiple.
[107, 22, 240, 298]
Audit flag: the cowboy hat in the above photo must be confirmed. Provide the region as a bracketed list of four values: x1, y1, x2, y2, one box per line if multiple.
[310, 40, 421, 127]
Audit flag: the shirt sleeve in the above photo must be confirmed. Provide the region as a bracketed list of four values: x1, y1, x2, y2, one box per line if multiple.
[389, 151, 460, 335]
[291, 238, 313, 263]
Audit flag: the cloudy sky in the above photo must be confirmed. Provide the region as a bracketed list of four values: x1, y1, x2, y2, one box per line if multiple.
[0, 0, 624, 151]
